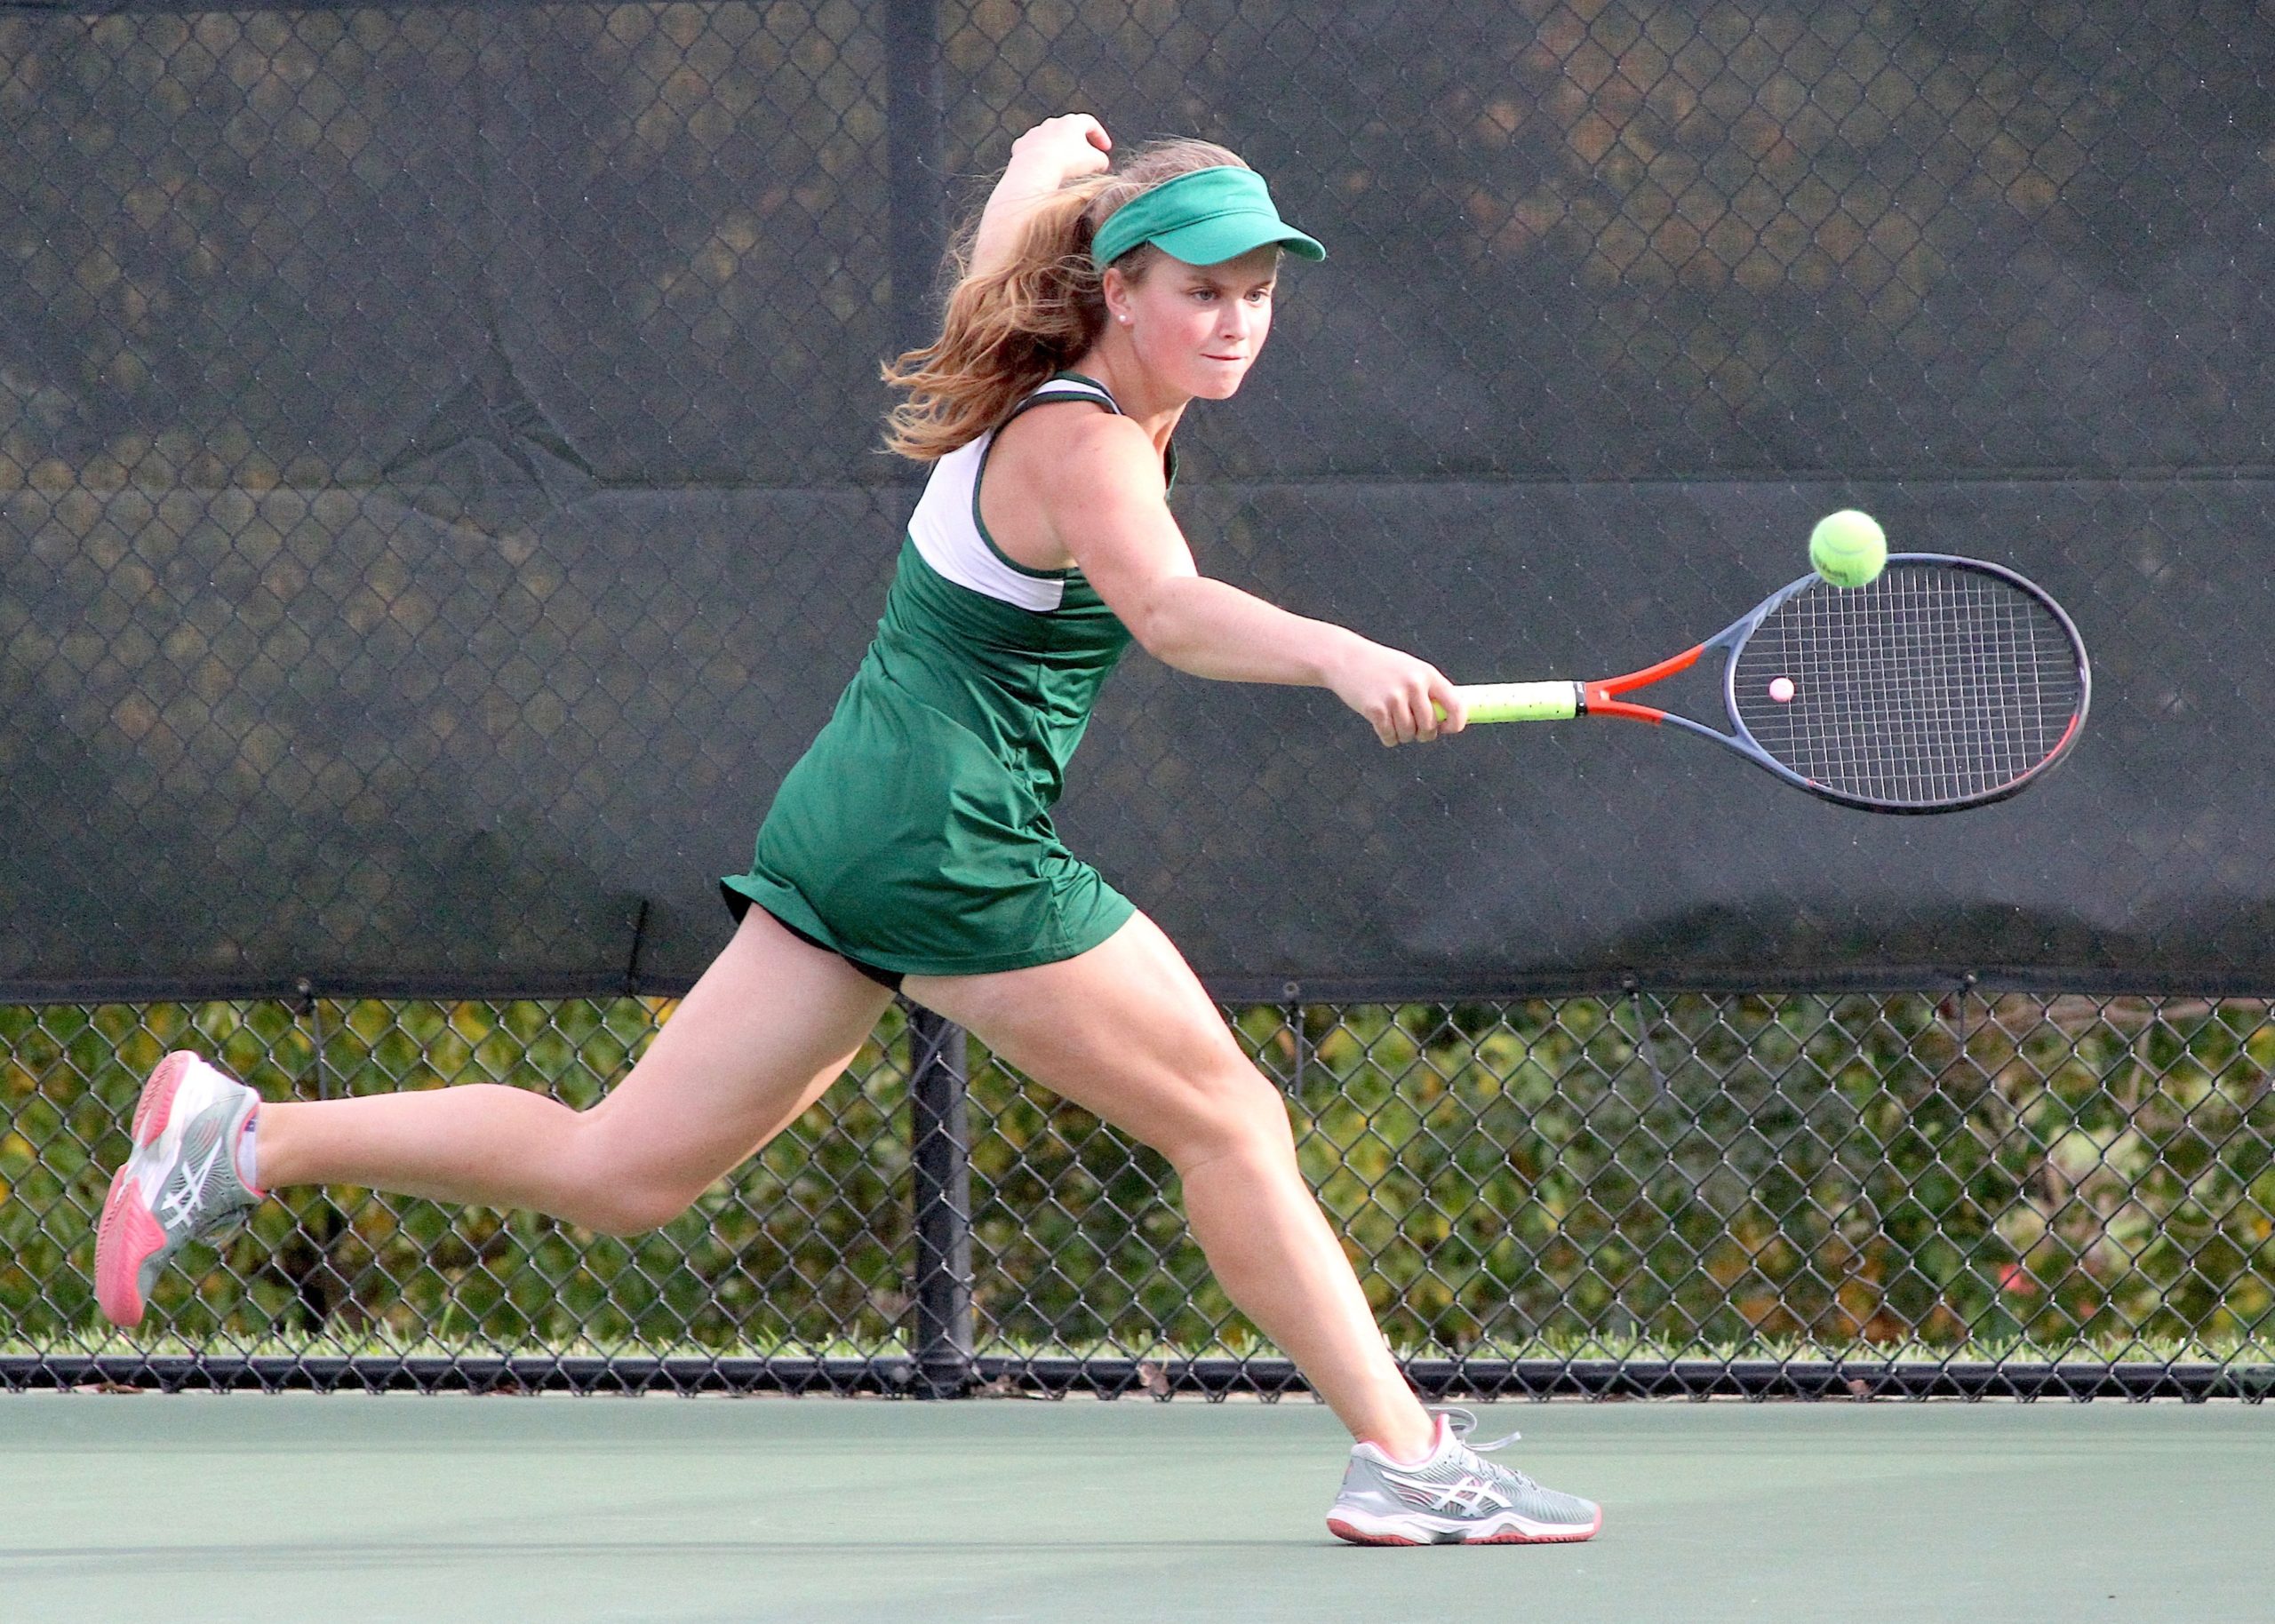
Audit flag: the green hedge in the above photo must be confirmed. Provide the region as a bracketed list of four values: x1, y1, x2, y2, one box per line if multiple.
[4, 994, 2271, 1366]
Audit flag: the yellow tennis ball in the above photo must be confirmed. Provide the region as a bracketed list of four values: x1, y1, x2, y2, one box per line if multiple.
[1810, 509, 1887, 588]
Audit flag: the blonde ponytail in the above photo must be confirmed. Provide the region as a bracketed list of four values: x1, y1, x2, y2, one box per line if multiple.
[882, 139, 1248, 461]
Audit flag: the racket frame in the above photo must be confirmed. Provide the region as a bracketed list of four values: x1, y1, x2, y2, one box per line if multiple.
[1455, 553, 2091, 814]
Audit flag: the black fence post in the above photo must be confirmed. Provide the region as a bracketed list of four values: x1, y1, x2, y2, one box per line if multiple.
[907, 1006, 976, 1397]
[287, 978, 345, 1340]
[883, 0, 970, 1400]
[884, 0, 946, 359]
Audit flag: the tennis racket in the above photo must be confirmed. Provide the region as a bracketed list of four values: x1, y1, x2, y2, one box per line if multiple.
[1448, 554, 2091, 813]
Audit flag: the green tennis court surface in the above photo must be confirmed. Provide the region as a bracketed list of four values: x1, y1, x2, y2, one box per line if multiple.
[4, 1394, 2266, 1622]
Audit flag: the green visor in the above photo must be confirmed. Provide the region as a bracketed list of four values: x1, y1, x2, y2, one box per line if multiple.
[1090, 166, 1326, 268]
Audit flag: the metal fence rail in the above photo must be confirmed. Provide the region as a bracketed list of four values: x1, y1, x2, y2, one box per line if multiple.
[5, 991, 2269, 1398]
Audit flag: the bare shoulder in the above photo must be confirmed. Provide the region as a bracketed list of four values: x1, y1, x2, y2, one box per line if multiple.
[982, 402, 1166, 570]
[994, 398, 1161, 486]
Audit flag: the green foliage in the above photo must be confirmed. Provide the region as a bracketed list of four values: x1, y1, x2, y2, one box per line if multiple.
[4, 994, 2271, 1368]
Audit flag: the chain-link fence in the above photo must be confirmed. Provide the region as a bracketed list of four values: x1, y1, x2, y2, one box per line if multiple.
[7, 1, 2272, 1001]
[4, 3, 2273, 1396]
[6, 993, 2270, 1397]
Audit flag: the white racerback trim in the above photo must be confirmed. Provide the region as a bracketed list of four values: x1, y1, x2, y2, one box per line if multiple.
[906, 377, 1120, 612]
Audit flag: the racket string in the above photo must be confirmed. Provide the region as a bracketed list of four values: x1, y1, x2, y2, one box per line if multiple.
[1732, 564, 2083, 806]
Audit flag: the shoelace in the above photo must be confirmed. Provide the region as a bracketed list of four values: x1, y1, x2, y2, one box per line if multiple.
[1431, 1406, 1542, 1490]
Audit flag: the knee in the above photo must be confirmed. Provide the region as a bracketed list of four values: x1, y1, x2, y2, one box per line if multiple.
[559, 1116, 706, 1236]
[1157, 1061, 1297, 1173]
[573, 1184, 698, 1238]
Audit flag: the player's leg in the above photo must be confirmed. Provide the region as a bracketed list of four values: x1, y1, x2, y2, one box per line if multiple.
[250, 909, 892, 1228]
[96, 908, 893, 1325]
[904, 912, 1601, 1546]
[905, 911, 1431, 1454]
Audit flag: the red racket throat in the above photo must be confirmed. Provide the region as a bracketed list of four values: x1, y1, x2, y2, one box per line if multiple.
[1582, 645, 1706, 725]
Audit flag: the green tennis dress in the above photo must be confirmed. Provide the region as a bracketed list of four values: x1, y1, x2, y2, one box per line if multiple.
[721, 374, 1152, 978]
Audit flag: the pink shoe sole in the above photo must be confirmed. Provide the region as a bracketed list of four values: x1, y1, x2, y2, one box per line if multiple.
[95, 1053, 198, 1329]
[129, 1051, 194, 1145]
[1327, 1509, 1603, 1546]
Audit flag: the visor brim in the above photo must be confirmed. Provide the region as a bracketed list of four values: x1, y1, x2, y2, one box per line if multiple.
[1147, 213, 1327, 267]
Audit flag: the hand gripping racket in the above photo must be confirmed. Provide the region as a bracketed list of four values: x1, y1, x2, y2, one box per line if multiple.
[1449, 555, 2091, 813]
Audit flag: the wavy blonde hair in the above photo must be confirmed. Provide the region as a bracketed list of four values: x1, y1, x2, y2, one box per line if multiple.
[881, 139, 1249, 461]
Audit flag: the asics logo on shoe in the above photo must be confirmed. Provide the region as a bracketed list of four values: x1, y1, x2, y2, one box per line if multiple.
[156, 1122, 230, 1228]
[1379, 1467, 1508, 1517]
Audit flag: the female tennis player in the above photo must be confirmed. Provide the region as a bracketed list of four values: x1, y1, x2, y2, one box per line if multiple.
[94, 114, 1600, 1548]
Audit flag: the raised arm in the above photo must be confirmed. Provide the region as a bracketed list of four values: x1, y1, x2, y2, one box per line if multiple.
[969, 115, 1115, 279]
[1045, 414, 1466, 746]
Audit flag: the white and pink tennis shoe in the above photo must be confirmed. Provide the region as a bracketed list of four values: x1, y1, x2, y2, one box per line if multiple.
[94, 1052, 266, 1329]
[1328, 1409, 1602, 1546]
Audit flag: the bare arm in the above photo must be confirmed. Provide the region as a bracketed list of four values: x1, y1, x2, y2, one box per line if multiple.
[1048, 417, 1467, 745]
[969, 115, 1114, 279]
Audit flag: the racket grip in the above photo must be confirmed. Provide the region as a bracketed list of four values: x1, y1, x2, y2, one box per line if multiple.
[1438, 681, 1583, 724]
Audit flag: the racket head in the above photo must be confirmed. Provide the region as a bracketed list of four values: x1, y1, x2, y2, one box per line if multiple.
[1717, 554, 2091, 813]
